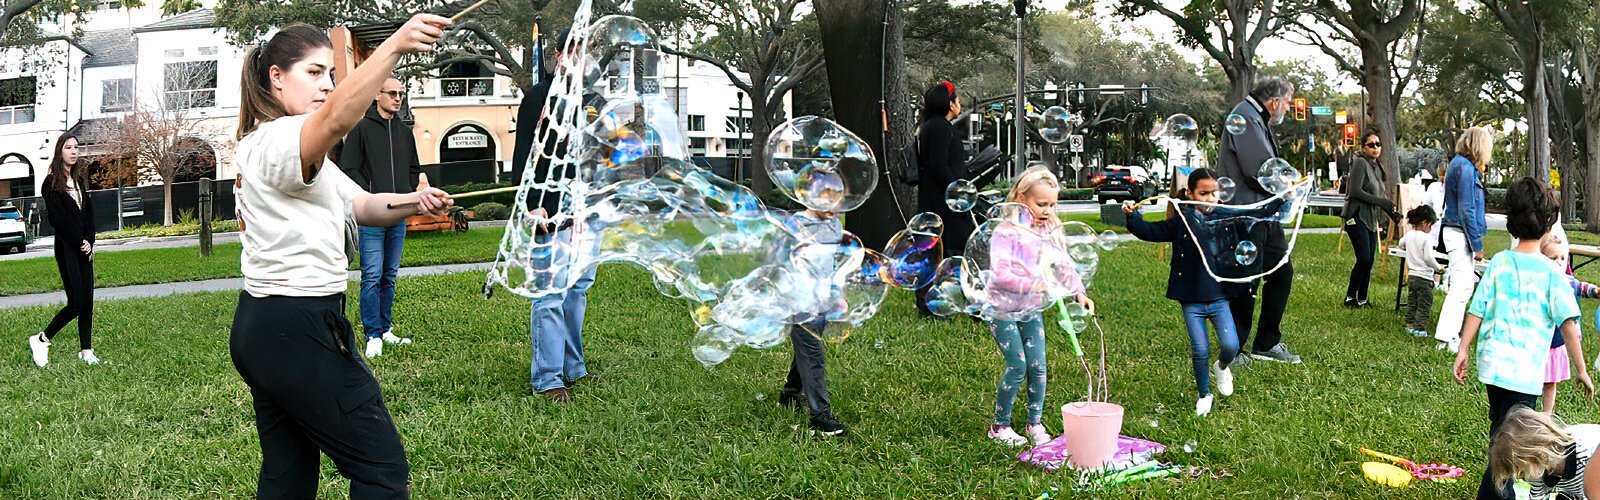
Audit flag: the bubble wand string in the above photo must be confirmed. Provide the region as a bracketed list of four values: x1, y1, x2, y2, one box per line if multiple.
[1127, 175, 1314, 211]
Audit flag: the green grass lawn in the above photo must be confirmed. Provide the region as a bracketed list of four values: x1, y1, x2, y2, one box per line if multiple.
[0, 228, 505, 296]
[1061, 210, 1343, 233]
[5, 233, 1596, 498]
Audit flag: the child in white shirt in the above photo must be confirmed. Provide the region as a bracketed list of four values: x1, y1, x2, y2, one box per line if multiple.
[1400, 205, 1444, 337]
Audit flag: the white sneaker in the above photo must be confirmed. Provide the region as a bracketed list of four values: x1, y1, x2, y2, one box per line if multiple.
[365, 337, 383, 358]
[1213, 361, 1234, 397]
[77, 349, 99, 365]
[1024, 423, 1053, 446]
[381, 331, 412, 345]
[988, 425, 1028, 446]
[1195, 395, 1214, 416]
[28, 333, 49, 367]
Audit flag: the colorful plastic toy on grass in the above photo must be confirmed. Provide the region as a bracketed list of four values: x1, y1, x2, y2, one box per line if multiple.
[1360, 448, 1466, 482]
[1362, 462, 1413, 487]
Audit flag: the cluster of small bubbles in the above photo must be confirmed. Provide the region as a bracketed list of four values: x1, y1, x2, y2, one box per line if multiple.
[765, 116, 879, 213]
[945, 180, 977, 213]
[1038, 106, 1073, 145]
[1224, 113, 1248, 135]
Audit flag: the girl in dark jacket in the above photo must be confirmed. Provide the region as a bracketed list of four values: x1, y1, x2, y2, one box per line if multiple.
[28, 133, 99, 367]
[1124, 169, 1238, 416]
[1341, 131, 1397, 308]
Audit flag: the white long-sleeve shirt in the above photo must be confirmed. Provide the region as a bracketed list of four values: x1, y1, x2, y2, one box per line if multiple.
[1401, 229, 1445, 280]
[236, 114, 366, 297]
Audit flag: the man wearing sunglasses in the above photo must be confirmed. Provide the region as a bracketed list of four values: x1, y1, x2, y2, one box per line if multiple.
[338, 77, 422, 358]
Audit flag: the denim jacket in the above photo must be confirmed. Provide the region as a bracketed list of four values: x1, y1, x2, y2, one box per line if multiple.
[1440, 154, 1487, 252]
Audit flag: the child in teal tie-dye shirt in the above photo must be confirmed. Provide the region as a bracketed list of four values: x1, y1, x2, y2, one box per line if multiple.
[1452, 177, 1595, 499]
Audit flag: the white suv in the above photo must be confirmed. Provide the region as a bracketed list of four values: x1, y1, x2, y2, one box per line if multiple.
[0, 203, 26, 253]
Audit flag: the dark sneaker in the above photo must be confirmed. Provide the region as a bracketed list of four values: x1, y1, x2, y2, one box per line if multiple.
[777, 390, 804, 412]
[1249, 343, 1302, 364]
[538, 387, 571, 403]
[809, 412, 847, 437]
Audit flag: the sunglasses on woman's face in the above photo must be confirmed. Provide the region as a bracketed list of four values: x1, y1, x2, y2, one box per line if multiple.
[1364, 142, 1381, 148]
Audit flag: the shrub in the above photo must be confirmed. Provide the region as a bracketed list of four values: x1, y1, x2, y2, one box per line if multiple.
[1486, 188, 1506, 214]
[470, 202, 510, 221]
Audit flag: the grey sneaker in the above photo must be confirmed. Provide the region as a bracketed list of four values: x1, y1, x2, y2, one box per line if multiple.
[1249, 343, 1302, 364]
[1229, 353, 1251, 368]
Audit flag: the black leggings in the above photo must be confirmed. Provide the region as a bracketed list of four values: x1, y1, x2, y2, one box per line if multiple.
[230, 292, 409, 499]
[42, 247, 93, 349]
[1345, 218, 1377, 302]
[1477, 384, 1539, 500]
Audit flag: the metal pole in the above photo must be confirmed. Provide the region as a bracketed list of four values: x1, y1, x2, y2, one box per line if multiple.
[1013, 0, 1027, 177]
[198, 178, 213, 257]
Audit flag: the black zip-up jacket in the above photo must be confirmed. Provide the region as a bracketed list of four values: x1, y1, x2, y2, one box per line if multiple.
[42, 174, 94, 247]
[338, 104, 422, 194]
[1126, 207, 1226, 304]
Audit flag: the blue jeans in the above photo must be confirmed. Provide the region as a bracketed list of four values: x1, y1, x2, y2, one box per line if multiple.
[990, 316, 1046, 426]
[1182, 300, 1239, 397]
[358, 221, 406, 339]
[530, 230, 598, 392]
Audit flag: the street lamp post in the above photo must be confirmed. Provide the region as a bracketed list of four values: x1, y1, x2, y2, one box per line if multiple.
[1013, 0, 1027, 177]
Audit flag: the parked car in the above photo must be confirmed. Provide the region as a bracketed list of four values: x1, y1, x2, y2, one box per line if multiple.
[1093, 166, 1157, 203]
[0, 203, 25, 253]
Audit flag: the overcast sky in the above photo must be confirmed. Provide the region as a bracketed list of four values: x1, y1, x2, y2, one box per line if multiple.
[976, 0, 1363, 93]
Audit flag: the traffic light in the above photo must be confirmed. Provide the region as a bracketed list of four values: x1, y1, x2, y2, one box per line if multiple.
[1294, 97, 1307, 121]
[1343, 123, 1358, 147]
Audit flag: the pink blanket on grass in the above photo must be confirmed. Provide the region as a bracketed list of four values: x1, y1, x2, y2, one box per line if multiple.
[1017, 435, 1166, 471]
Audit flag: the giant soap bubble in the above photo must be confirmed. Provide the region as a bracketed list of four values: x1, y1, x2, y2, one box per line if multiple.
[491, 6, 910, 368]
[1169, 177, 1312, 283]
[765, 116, 879, 213]
[1039, 106, 1072, 145]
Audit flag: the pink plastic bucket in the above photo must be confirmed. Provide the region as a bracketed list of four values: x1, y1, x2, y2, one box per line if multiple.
[1060, 401, 1124, 469]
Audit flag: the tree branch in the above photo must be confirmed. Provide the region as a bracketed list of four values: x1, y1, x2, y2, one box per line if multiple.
[657, 44, 753, 96]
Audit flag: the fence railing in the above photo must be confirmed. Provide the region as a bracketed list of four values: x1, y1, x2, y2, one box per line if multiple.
[1, 160, 499, 239]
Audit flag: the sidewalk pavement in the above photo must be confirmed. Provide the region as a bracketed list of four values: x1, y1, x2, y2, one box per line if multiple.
[1, 220, 508, 262]
[0, 262, 495, 309]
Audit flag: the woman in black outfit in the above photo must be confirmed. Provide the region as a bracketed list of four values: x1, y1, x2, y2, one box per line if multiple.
[915, 81, 972, 316]
[1341, 131, 1398, 308]
[28, 133, 99, 367]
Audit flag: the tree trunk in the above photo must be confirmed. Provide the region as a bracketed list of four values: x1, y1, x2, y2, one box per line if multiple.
[1361, 40, 1402, 186]
[749, 97, 774, 195]
[163, 179, 174, 226]
[1587, 112, 1600, 231]
[814, 0, 899, 250]
[1523, 52, 1553, 183]
[1547, 65, 1579, 221]
[882, 0, 915, 219]
[1227, 63, 1255, 105]
[1582, 48, 1600, 231]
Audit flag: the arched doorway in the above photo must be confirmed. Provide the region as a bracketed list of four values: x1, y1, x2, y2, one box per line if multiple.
[0, 153, 33, 199]
[439, 123, 495, 164]
[172, 137, 217, 183]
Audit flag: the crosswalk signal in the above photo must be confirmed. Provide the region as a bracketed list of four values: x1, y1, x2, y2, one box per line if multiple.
[1343, 123, 1358, 147]
[1294, 97, 1307, 121]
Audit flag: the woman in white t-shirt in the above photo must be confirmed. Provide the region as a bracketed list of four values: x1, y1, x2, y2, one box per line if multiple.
[228, 16, 452, 499]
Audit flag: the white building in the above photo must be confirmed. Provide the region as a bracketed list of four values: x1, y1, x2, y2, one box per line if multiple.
[0, 2, 790, 200]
